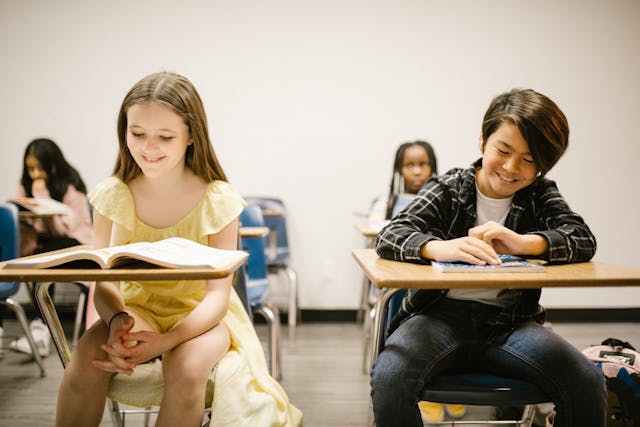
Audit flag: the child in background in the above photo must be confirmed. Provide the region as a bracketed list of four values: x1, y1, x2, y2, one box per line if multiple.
[368, 140, 438, 228]
[17, 138, 93, 256]
[371, 88, 606, 427]
[3, 138, 93, 358]
[369, 140, 467, 422]
[55, 72, 302, 427]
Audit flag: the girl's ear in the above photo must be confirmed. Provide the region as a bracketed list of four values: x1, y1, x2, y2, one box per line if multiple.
[477, 132, 484, 153]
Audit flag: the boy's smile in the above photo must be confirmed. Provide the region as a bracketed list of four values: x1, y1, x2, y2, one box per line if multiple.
[476, 122, 538, 199]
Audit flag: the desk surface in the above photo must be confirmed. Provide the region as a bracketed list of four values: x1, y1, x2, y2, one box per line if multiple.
[240, 226, 269, 238]
[352, 248, 640, 289]
[354, 222, 381, 238]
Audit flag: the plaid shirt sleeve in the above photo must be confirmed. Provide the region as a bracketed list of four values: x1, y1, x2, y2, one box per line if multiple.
[524, 179, 597, 263]
[375, 175, 461, 264]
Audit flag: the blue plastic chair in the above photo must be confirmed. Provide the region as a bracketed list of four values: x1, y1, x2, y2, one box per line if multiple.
[239, 204, 282, 379]
[0, 203, 46, 376]
[243, 197, 298, 340]
[370, 288, 549, 426]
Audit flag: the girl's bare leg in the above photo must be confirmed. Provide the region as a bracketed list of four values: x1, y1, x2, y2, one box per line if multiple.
[55, 320, 113, 427]
[56, 311, 153, 426]
[157, 323, 230, 427]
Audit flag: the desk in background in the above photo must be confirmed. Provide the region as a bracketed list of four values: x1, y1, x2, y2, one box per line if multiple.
[240, 226, 269, 238]
[352, 248, 640, 367]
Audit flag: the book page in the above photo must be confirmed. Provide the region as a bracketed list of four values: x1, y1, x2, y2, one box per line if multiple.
[108, 238, 246, 269]
[11, 198, 72, 216]
[2, 247, 108, 269]
[1, 237, 247, 270]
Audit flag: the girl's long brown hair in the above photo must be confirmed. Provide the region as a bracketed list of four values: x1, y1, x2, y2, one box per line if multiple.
[113, 72, 227, 183]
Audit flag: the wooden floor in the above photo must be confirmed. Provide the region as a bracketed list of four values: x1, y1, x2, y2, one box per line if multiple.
[1, 317, 639, 426]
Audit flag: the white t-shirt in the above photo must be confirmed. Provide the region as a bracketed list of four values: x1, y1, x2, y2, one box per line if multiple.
[446, 185, 513, 306]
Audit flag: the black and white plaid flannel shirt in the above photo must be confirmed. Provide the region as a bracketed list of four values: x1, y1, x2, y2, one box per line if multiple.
[376, 159, 597, 341]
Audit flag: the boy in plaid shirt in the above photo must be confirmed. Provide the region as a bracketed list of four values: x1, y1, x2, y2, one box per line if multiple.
[371, 88, 606, 427]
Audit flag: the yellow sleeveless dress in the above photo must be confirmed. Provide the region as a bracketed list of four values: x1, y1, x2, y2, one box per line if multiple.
[89, 177, 303, 427]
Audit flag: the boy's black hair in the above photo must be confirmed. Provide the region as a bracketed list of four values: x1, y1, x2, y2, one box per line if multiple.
[385, 140, 438, 219]
[482, 88, 569, 176]
[20, 138, 87, 201]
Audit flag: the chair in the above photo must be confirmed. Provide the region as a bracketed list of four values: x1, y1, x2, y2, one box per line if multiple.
[106, 267, 264, 427]
[240, 204, 282, 379]
[369, 288, 550, 427]
[0, 203, 46, 377]
[244, 196, 299, 340]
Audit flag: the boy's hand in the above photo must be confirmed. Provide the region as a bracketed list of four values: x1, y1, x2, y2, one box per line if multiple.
[423, 237, 501, 265]
[468, 221, 547, 256]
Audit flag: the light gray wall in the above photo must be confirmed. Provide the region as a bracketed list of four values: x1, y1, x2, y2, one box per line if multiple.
[2, 0, 639, 309]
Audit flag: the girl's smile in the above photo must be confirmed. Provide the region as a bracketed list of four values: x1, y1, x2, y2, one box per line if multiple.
[126, 102, 191, 179]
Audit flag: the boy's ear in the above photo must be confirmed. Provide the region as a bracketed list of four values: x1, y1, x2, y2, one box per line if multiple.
[477, 132, 484, 153]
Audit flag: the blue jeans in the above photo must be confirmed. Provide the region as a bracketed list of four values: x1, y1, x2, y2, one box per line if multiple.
[370, 298, 606, 427]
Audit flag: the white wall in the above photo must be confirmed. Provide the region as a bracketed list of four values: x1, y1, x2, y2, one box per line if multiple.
[1, 0, 639, 309]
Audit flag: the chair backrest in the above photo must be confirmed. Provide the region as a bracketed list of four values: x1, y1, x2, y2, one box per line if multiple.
[243, 196, 290, 265]
[239, 204, 269, 304]
[0, 203, 20, 298]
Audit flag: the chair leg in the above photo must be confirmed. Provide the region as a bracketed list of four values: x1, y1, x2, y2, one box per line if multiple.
[108, 399, 125, 427]
[520, 404, 537, 427]
[1, 297, 46, 377]
[71, 285, 87, 349]
[254, 303, 282, 380]
[284, 267, 298, 341]
[357, 275, 370, 324]
[362, 307, 375, 374]
[144, 407, 151, 427]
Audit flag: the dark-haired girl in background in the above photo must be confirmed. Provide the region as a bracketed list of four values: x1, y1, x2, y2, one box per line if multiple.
[4, 138, 93, 358]
[17, 138, 92, 256]
[369, 140, 438, 226]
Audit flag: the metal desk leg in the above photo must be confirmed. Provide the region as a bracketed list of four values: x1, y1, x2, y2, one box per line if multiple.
[35, 282, 72, 368]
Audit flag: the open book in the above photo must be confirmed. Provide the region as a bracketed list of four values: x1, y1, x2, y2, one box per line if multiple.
[9, 197, 72, 216]
[2, 237, 248, 270]
[432, 254, 545, 273]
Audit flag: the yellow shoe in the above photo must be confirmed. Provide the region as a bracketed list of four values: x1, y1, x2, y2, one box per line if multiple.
[445, 404, 467, 419]
[418, 401, 445, 422]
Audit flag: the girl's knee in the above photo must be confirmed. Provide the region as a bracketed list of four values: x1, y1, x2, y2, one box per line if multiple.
[163, 363, 208, 399]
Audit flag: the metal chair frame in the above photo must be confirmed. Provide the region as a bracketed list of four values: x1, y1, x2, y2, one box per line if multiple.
[0, 203, 46, 377]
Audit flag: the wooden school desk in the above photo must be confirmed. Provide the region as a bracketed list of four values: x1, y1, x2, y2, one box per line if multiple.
[352, 248, 640, 367]
[240, 226, 270, 238]
[0, 253, 246, 368]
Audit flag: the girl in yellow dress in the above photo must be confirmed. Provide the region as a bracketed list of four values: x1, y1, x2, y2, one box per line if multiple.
[55, 72, 302, 427]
